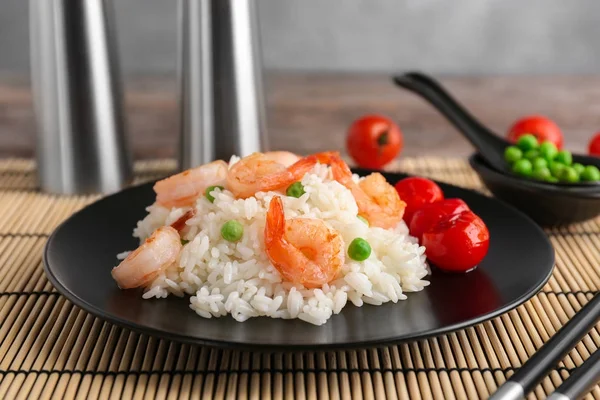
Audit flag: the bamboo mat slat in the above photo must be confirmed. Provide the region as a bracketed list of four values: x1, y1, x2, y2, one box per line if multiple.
[0, 157, 598, 399]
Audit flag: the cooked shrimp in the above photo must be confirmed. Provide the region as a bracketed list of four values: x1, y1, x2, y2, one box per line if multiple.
[111, 226, 182, 289]
[353, 172, 406, 229]
[263, 151, 301, 167]
[170, 208, 197, 232]
[305, 152, 406, 229]
[264, 196, 344, 288]
[153, 160, 228, 208]
[227, 153, 316, 199]
[304, 151, 342, 164]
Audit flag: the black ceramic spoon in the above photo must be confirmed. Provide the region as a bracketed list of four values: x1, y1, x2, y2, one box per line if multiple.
[392, 72, 600, 188]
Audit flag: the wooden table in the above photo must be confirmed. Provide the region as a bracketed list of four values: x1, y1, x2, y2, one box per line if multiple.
[2, 72, 600, 159]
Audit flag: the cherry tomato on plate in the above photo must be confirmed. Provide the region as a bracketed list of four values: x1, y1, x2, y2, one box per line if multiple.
[346, 115, 403, 169]
[422, 210, 490, 273]
[409, 199, 470, 242]
[394, 177, 444, 224]
[507, 115, 563, 149]
[589, 133, 600, 157]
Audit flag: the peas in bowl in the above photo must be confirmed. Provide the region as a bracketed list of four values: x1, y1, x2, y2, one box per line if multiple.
[504, 134, 600, 184]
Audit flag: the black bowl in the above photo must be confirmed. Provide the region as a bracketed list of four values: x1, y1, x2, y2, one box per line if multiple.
[469, 153, 600, 226]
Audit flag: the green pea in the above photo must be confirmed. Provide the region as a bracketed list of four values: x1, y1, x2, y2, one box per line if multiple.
[504, 146, 522, 164]
[524, 149, 540, 161]
[357, 215, 369, 226]
[221, 220, 244, 242]
[554, 150, 573, 166]
[532, 157, 548, 171]
[549, 161, 565, 178]
[512, 159, 533, 177]
[539, 141, 559, 162]
[573, 163, 585, 175]
[286, 182, 305, 198]
[559, 166, 579, 183]
[347, 238, 372, 261]
[516, 134, 539, 151]
[581, 165, 600, 182]
[545, 176, 559, 183]
[205, 185, 224, 203]
[532, 167, 551, 181]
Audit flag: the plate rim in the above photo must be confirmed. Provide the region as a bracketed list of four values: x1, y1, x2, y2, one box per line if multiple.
[43, 172, 555, 350]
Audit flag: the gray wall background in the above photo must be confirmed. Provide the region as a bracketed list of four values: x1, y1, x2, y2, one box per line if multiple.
[2, 0, 600, 75]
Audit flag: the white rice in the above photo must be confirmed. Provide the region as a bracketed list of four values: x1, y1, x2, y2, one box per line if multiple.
[123, 161, 430, 326]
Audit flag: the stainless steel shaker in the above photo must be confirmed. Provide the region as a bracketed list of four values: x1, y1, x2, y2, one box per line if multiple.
[178, 0, 215, 169]
[30, 0, 133, 194]
[178, 0, 269, 170]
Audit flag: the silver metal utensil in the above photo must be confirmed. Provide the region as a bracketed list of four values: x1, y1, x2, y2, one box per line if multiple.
[178, 0, 268, 170]
[178, 0, 214, 170]
[547, 349, 600, 400]
[489, 293, 600, 400]
[30, 0, 133, 195]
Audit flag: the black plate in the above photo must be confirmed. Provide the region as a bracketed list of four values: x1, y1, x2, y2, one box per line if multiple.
[43, 170, 555, 350]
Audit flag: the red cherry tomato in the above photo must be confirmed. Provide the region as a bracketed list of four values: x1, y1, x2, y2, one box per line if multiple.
[394, 177, 444, 224]
[589, 133, 600, 157]
[422, 210, 490, 273]
[409, 199, 470, 242]
[346, 115, 403, 169]
[507, 115, 563, 149]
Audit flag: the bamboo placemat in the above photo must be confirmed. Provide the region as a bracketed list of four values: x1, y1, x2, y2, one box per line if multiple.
[0, 157, 599, 400]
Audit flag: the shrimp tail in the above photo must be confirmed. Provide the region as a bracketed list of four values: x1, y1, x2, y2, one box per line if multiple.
[328, 156, 353, 183]
[287, 157, 318, 181]
[300, 151, 352, 182]
[170, 209, 197, 232]
[264, 196, 285, 249]
[310, 151, 341, 163]
[264, 196, 304, 283]
[302, 151, 341, 167]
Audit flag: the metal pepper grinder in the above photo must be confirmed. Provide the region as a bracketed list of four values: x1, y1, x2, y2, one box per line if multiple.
[30, 0, 133, 194]
[178, 0, 269, 170]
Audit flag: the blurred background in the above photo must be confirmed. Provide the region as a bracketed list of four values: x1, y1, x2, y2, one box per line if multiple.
[4, 0, 600, 74]
[2, 0, 600, 158]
